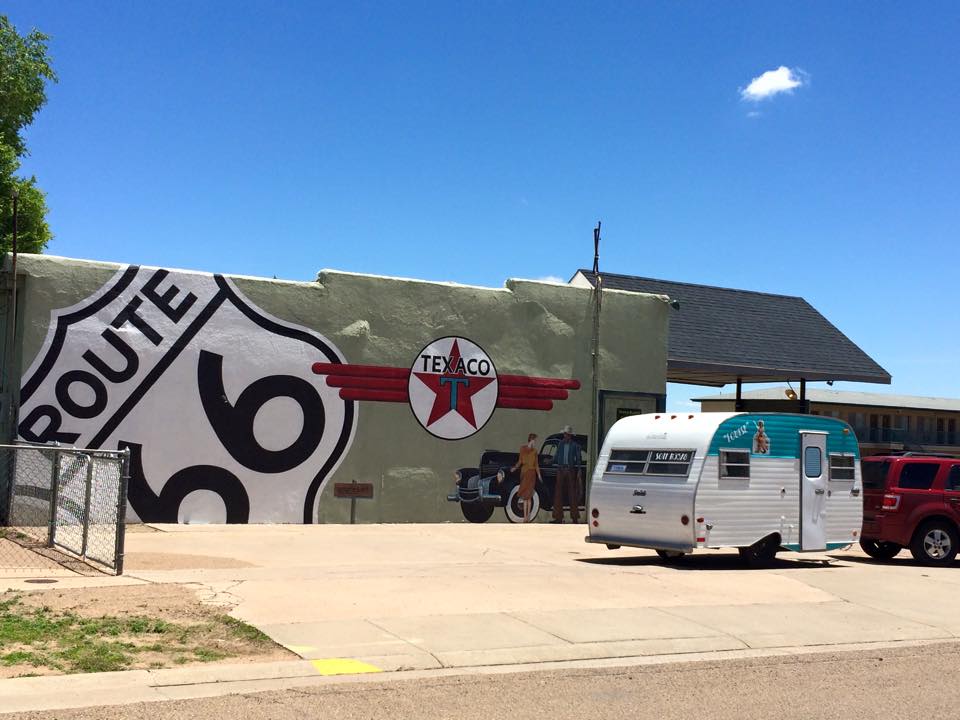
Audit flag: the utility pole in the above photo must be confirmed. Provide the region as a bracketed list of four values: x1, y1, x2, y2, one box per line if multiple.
[6, 189, 19, 442]
[586, 221, 602, 513]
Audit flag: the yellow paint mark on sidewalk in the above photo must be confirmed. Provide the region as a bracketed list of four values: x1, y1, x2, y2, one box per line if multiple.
[311, 658, 383, 676]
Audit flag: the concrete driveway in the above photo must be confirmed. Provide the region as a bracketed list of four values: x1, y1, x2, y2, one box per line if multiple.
[54, 523, 957, 674]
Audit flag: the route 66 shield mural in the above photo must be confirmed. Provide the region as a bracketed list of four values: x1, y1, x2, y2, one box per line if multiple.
[17, 266, 356, 524]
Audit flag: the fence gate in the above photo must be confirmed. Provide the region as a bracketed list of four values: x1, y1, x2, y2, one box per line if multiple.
[0, 443, 130, 576]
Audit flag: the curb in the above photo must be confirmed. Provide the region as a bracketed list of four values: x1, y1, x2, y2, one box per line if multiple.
[2, 638, 958, 714]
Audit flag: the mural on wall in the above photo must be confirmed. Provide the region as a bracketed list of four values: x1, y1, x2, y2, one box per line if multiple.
[16, 265, 592, 525]
[18, 266, 355, 524]
[311, 335, 581, 441]
[311, 336, 585, 524]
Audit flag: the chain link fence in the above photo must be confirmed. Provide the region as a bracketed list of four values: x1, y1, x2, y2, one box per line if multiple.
[0, 443, 130, 576]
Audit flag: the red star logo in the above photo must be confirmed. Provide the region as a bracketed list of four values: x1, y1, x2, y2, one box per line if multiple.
[412, 340, 496, 428]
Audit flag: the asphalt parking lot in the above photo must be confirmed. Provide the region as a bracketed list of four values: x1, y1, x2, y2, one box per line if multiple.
[7, 522, 955, 675]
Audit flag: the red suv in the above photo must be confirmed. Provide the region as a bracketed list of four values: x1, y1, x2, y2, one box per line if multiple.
[860, 453, 960, 565]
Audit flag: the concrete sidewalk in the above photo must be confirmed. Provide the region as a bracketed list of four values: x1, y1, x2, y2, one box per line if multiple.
[3, 523, 960, 712]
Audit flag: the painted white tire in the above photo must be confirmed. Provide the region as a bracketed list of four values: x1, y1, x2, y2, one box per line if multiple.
[504, 484, 540, 524]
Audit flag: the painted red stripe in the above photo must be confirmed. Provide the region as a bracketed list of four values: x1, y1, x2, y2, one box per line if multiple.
[339, 388, 409, 403]
[496, 397, 554, 411]
[326, 377, 408, 391]
[497, 386, 569, 400]
[499, 374, 580, 390]
[313, 363, 410, 379]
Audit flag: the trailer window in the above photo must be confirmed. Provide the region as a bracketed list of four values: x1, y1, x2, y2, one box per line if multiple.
[804, 447, 822, 478]
[829, 454, 856, 481]
[720, 450, 750, 479]
[605, 450, 693, 476]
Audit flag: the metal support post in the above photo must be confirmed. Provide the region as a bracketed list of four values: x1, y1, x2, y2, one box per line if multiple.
[79, 455, 93, 559]
[46, 448, 61, 548]
[114, 447, 130, 575]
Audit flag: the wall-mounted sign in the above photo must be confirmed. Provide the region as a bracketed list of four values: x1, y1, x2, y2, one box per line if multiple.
[17, 266, 355, 524]
[312, 339, 582, 441]
[408, 337, 498, 440]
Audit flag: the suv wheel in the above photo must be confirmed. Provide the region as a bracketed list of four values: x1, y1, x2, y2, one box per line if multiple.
[910, 521, 959, 566]
[504, 484, 541, 524]
[859, 538, 901, 561]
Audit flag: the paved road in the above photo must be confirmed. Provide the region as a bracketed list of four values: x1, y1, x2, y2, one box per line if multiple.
[6, 641, 958, 720]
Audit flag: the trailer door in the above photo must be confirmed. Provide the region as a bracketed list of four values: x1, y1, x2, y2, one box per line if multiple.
[592, 449, 696, 550]
[800, 432, 828, 551]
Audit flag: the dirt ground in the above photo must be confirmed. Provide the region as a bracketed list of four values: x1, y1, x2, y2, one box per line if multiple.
[0, 583, 293, 678]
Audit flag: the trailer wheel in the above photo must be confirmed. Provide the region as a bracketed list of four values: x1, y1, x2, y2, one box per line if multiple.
[504, 484, 541, 524]
[656, 549, 685, 562]
[460, 502, 495, 524]
[739, 535, 780, 568]
[909, 520, 959, 566]
[859, 538, 901, 561]
[605, 544, 621, 550]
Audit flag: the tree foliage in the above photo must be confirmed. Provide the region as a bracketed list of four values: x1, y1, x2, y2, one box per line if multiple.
[0, 15, 57, 255]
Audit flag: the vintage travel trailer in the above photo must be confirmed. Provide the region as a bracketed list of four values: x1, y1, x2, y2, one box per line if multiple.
[587, 412, 863, 563]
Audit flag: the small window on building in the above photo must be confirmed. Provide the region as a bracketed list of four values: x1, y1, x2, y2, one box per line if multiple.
[720, 450, 750, 479]
[804, 447, 822, 478]
[829, 453, 856, 481]
[947, 466, 960, 492]
[897, 463, 939, 490]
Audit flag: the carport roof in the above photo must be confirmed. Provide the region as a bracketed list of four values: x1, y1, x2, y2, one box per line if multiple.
[571, 270, 891, 387]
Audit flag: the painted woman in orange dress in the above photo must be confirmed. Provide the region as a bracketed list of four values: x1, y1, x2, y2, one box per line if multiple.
[511, 433, 541, 523]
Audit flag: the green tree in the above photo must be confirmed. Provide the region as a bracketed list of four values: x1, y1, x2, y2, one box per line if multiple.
[0, 15, 57, 255]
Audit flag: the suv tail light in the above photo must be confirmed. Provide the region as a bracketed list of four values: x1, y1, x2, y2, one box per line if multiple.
[882, 494, 901, 511]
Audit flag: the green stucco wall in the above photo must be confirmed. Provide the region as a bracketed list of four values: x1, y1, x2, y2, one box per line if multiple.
[4, 254, 668, 524]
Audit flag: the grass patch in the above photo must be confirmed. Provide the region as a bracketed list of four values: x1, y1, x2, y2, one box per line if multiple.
[0, 593, 274, 675]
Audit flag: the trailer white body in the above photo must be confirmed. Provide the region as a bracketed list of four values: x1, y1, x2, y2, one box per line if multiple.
[587, 412, 863, 554]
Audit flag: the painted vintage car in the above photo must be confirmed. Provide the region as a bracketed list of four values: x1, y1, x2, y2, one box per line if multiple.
[447, 433, 588, 523]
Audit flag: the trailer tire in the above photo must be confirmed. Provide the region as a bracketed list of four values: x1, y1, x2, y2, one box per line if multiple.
[656, 549, 685, 562]
[504, 484, 541, 524]
[909, 520, 959, 566]
[859, 538, 901, 561]
[605, 544, 621, 550]
[739, 535, 780, 568]
[460, 502, 495, 524]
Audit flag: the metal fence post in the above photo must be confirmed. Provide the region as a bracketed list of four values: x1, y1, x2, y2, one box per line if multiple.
[46, 448, 61, 548]
[113, 447, 130, 575]
[79, 453, 93, 559]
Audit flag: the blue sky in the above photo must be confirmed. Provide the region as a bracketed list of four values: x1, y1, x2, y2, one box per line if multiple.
[6, 1, 960, 408]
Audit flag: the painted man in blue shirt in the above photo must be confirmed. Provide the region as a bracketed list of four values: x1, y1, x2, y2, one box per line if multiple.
[551, 425, 581, 524]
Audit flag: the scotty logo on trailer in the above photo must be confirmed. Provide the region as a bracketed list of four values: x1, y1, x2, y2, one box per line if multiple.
[313, 336, 581, 440]
[17, 266, 355, 524]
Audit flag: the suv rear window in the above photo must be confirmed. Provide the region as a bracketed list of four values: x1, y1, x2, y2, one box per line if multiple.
[861, 461, 890, 489]
[897, 463, 939, 490]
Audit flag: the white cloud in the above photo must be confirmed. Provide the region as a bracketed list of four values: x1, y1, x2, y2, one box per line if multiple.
[741, 66, 807, 101]
[536, 275, 566, 284]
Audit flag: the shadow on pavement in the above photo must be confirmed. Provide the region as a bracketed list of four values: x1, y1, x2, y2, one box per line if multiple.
[828, 553, 956, 569]
[577, 553, 840, 571]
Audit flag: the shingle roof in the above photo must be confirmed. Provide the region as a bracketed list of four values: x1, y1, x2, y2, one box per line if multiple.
[573, 270, 891, 387]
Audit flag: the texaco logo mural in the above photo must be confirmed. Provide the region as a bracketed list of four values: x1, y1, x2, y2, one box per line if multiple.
[17, 266, 355, 524]
[408, 337, 498, 440]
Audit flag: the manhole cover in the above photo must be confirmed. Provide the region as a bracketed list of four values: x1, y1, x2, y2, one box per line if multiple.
[24, 579, 58, 584]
